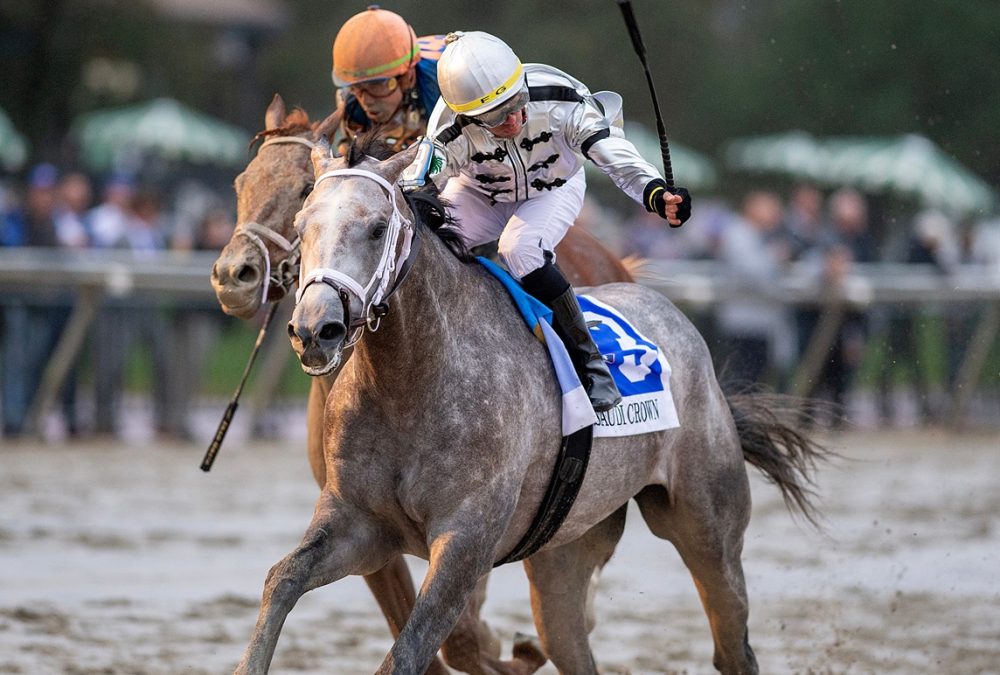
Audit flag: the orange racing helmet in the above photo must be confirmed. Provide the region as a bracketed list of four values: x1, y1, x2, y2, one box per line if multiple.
[332, 6, 420, 87]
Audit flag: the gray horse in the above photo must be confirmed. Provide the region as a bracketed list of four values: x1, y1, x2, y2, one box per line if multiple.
[234, 134, 828, 675]
[212, 95, 636, 675]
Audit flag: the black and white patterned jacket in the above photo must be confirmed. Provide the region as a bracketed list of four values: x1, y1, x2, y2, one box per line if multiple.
[428, 63, 663, 207]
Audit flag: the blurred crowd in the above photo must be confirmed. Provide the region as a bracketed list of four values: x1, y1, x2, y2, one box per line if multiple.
[592, 183, 999, 426]
[1, 163, 236, 440]
[2, 165, 998, 439]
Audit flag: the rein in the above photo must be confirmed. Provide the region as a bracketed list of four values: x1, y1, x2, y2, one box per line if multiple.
[233, 135, 316, 304]
[295, 168, 419, 348]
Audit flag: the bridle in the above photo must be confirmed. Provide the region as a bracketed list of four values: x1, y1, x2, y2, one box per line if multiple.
[294, 167, 418, 349]
[232, 135, 316, 304]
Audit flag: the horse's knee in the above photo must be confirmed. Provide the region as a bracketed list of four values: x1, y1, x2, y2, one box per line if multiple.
[263, 558, 307, 600]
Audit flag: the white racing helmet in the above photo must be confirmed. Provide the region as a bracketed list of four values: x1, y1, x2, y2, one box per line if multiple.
[438, 31, 528, 126]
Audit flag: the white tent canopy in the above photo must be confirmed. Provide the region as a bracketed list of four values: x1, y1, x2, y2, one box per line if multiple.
[724, 130, 996, 217]
[72, 98, 251, 171]
[0, 107, 30, 173]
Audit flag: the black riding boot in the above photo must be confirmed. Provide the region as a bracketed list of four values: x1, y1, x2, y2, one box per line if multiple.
[521, 255, 622, 412]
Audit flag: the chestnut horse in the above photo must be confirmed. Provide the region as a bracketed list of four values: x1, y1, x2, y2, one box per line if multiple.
[210, 95, 634, 675]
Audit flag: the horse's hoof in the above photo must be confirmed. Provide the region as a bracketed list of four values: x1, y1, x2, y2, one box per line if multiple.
[512, 632, 547, 672]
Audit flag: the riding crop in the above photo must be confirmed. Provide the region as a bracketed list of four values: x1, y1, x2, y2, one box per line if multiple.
[200, 301, 280, 472]
[615, 0, 675, 188]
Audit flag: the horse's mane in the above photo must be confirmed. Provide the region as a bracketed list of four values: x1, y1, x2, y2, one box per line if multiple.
[348, 130, 473, 263]
[346, 129, 395, 165]
[405, 190, 473, 263]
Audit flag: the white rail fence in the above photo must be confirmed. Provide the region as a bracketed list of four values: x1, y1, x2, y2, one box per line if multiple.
[2, 248, 998, 435]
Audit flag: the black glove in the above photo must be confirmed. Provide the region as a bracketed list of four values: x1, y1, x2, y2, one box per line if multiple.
[644, 179, 692, 228]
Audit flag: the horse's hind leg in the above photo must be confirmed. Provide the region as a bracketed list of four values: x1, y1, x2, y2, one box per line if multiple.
[635, 473, 759, 674]
[523, 505, 627, 675]
[235, 490, 393, 675]
[440, 575, 547, 675]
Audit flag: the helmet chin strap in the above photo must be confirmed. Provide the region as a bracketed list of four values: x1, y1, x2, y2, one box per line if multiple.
[295, 168, 414, 347]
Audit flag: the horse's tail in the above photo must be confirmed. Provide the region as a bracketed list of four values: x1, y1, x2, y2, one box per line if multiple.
[726, 392, 833, 527]
[620, 255, 654, 283]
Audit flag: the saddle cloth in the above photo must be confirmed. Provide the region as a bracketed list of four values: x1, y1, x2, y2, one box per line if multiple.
[478, 257, 679, 437]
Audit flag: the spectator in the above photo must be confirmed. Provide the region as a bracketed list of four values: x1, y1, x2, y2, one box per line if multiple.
[54, 171, 93, 248]
[782, 183, 828, 261]
[878, 210, 957, 424]
[829, 188, 877, 265]
[1, 164, 80, 436]
[622, 208, 674, 260]
[162, 207, 238, 441]
[88, 173, 135, 248]
[122, 188, 169, 252]
[807, 188, 876, 422]
[714, 191, 793, 389]
[6, 163, 59, 246]
[196, 207, 236, 251]
[91, 187, 173, 437]
[677, 197, 733, 261]
[0, 179, 21, 246]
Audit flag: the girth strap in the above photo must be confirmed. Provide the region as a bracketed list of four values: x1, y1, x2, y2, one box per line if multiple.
[493, 424, 594, 566]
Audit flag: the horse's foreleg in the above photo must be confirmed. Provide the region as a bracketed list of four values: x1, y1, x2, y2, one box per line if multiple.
[305, 378, 328, 487]
[522, 505, 627, 675]
[376, 529, 501, 675]
[235, 490, 391, 675]
[363, 556, 451, 675]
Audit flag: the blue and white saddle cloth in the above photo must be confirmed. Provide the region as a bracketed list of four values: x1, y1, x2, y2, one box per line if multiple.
[478, 258, 679, 438]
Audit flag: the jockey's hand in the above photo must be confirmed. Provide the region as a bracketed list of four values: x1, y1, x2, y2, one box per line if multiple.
[645, 181, 692, 227]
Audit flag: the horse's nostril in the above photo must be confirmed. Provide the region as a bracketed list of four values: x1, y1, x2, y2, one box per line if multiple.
[319, 322, 345, 342]
[236, 264, 258, 283]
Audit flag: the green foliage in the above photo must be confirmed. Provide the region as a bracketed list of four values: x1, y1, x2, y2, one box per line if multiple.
[1, 0, 997, 182]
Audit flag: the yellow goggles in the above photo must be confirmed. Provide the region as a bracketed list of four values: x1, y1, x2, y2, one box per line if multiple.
[348, 77, 399, 99]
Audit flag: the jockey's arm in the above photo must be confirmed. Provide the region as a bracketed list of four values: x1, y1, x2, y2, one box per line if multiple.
[566, 101, 689, 226]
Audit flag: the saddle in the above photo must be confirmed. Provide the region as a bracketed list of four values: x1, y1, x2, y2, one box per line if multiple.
[479, 258, 679, 565]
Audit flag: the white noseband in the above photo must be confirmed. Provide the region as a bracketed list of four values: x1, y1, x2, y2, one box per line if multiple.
[295, 168, 414, 346]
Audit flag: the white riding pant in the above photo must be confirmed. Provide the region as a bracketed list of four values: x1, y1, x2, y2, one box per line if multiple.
[442, 168, 586, 279]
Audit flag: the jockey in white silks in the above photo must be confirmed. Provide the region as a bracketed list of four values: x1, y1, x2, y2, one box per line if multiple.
[401, 31, 691, 412]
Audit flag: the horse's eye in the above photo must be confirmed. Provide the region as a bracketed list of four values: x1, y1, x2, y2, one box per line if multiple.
[300, 182, 314, 199]
[371, 222, 388, 240]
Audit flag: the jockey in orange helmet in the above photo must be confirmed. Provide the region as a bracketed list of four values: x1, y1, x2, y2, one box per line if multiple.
[331, 6, 445, 153]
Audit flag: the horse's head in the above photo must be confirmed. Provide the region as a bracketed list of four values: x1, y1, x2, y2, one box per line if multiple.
[210, 94, 340, 319]
[288, 135, 420, 376]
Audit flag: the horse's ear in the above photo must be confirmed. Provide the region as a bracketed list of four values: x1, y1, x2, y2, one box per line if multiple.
[376, 142, 422, 182]
[265, 94, 286, 130]
[310, 136, 333, 175]
[314, 107, 344, 142]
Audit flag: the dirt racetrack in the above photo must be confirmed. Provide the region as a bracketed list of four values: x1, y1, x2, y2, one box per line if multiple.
[1, 429, 997, 674]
